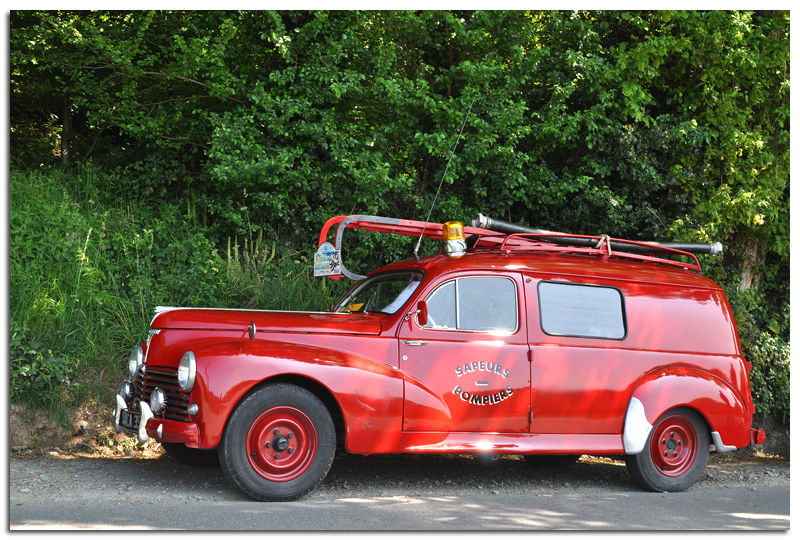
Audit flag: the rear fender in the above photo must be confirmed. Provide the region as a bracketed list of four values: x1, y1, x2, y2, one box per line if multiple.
[623, 366, 750, 454]
[188, 339, 404, 452]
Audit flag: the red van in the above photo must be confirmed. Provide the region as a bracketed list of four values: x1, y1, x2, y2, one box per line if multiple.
[112, 215, 764, 500]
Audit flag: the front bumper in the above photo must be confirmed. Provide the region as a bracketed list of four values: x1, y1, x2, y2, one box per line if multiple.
[112, 393, 200, 447]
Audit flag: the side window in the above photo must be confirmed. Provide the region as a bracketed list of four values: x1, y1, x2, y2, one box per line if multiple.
[425, 281, 457, 329]
[423, 276, 517, 333]
[538, 281, 626, 339]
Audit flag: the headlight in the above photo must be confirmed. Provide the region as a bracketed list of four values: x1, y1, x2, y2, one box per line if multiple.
[177, 351, 196, 393]
[128, 346, 144, 377]
[150, 387, 166, 414]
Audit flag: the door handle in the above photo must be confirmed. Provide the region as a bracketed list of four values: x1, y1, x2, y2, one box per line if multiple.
[403, 340, 427, 346]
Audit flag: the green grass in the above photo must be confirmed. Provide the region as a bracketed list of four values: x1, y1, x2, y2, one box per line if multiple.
[9, 166, 341, 424]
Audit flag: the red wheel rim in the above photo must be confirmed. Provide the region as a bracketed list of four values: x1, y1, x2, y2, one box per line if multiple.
[650, 414, 698, 477]
[246, 406, 317, 482]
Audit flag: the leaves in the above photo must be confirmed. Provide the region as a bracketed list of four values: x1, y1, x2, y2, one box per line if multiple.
[10, 10, 790, 421]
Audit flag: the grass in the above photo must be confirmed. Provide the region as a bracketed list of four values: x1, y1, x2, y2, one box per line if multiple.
[9, 166, 341, 425]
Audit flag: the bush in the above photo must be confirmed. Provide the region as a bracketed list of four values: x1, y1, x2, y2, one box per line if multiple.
[724, 286, 790, 424]
[9, 321, 75, 409]
[9, 166, 340, 421]
[743, 331, 790, 425]
[8, 165, 791, 430]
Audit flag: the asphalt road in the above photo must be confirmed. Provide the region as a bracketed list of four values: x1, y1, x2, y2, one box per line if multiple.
[9, 451, 790, 530]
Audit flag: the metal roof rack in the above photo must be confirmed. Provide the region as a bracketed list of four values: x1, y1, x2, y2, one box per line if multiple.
[489, 232, 701, 271]
[317, 215, 703, 280]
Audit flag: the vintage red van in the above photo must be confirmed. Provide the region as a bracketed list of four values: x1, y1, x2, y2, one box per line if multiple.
[112, 214, 765, 500]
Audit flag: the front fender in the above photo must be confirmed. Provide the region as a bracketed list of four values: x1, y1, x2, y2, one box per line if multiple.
[623, 366, 751, 454]
[188, 339, 404, 451]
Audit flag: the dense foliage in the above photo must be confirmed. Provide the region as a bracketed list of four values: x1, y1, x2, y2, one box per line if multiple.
[10, 10, 789, 425]
[9, 167, 337, 418]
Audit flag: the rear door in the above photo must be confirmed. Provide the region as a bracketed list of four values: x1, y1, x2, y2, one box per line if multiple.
[525, 276, 633, 434]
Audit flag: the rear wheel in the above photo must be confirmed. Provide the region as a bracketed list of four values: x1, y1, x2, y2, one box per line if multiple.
[625, 407, 709, 492]
[219, 383, 336, 501]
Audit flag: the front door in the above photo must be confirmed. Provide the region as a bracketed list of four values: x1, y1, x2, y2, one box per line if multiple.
[399, 273, 531, 433]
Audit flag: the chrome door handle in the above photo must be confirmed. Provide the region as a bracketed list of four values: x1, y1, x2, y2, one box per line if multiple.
[403, 340, 427, 346]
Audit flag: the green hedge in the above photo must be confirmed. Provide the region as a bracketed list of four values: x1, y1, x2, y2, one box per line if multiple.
[9, 167, 336, 418]
[9, 166, 789, 428]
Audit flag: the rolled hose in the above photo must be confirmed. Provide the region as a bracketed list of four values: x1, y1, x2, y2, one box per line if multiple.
[472, 214, 723, 256]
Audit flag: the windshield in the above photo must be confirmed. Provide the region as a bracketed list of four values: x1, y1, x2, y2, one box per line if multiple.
[334, 271, 424, 315]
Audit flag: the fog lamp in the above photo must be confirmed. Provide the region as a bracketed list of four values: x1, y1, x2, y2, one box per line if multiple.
[443, 221, 467, 257]
[150, 387, 166, 415]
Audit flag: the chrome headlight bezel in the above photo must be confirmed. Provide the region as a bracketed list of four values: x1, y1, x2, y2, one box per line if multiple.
[177, 351, 196, 393]
[128, 346, 144, 377]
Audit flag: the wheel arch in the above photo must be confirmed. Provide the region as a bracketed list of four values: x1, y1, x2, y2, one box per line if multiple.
[623, 366, 749, 455]
[251, 374, 347, 449]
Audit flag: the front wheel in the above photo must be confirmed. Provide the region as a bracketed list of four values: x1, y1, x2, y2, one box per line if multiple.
[625, 407, 709, 492]
[219, 383, 336, 501]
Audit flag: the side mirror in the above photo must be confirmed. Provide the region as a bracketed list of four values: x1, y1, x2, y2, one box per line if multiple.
[415, 300, 428, 327]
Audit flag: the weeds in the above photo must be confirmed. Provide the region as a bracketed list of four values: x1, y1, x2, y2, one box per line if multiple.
[10, 166, 340, 424]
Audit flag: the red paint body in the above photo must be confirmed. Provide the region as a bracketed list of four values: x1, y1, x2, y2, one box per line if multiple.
[133, 248, 760, 457]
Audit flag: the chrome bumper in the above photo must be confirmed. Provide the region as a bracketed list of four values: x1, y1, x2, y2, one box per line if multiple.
[112, 394, 156, 444]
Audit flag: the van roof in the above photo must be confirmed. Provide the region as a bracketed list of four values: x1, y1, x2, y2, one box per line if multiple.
[377, 250, 722, 290]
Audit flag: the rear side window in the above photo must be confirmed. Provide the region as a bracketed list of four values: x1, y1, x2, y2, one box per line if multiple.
[424, 276, 517, 333]
[538, 281, 626, 339]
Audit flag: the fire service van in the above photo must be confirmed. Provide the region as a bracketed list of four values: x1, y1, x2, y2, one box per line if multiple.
[113, 214, 765, 500]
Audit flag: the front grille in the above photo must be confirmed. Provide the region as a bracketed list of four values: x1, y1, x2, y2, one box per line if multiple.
[134, 366, 190, 422]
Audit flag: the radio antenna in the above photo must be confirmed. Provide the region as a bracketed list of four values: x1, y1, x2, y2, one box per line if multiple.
[414, 99, 474, 259]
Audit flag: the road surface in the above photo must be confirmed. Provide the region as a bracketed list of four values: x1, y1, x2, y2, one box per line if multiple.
[9, 451, 790, 530]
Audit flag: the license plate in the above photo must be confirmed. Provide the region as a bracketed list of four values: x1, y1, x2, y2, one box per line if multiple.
[120, 409, 140, 430]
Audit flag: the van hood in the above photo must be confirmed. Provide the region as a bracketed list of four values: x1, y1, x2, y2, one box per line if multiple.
[150, 307, 382, 336]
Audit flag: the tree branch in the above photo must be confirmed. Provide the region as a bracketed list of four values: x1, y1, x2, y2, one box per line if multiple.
[82, 123, 106, 163]
[141, 71, 244, 104]
[156, 134, 210, 150]
[138, 95, 215, 109]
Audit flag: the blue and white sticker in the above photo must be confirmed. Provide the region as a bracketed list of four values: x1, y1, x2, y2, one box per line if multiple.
[314, 242, 341, 276]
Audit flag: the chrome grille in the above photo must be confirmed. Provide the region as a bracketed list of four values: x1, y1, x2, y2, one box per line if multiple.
[134, 366, 190, 422]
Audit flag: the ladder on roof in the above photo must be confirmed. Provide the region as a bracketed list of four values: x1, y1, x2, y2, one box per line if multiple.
[316, 215, 704, 280]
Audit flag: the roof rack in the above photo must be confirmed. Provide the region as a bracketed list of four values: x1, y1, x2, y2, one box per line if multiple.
[316, 215, 702, 280]
[491, 233, 701, 271]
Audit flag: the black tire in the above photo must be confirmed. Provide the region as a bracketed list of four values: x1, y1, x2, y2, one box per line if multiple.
[219, 383, 336, 501]
[625, 407, 709, 492]
[524, 454, 582, 467]
[161, 442, 220, 467]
